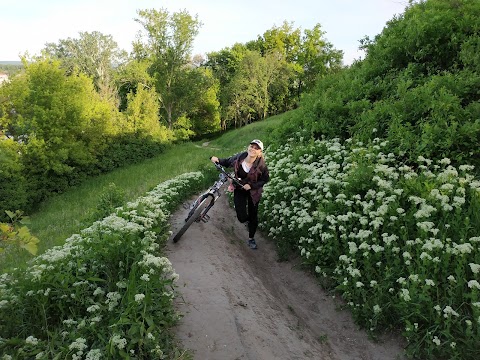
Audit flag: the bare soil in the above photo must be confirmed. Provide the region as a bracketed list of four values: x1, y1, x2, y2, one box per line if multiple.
[166, 192, 406, 360]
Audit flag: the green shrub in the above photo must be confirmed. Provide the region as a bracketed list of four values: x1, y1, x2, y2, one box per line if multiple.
[261, 137, 480, 359]
[82, 183, 126, 225]
[0, 171, 204, 359]
[274, 0, 480, 172]
[97, 134, 166, 173]
[0, 139, 28, 220]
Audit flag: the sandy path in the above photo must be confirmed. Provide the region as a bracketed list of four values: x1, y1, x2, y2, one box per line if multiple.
[166, 192, 406, 360]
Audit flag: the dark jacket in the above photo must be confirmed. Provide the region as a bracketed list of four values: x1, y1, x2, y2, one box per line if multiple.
[218, 152, 269, 204]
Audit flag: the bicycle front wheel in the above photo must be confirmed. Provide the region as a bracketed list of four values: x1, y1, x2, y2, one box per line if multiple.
[172, 197, 211, 243]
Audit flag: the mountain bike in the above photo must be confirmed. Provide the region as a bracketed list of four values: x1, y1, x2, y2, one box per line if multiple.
[171, 162, 243, 243]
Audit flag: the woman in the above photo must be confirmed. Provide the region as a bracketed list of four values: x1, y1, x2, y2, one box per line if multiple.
[210, 139, 269, 249]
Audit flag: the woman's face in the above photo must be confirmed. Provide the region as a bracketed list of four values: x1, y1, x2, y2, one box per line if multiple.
[248, 143, 261, 156]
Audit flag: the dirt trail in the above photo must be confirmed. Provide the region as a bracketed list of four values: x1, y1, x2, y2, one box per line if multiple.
[166, 193, 406, 360]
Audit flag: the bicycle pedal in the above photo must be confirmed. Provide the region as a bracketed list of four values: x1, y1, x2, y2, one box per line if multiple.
[200, 214, 210, 223]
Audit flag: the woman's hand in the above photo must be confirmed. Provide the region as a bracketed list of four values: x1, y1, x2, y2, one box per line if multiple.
[243, 184, 251, 191]
[210, 156, 219, 163]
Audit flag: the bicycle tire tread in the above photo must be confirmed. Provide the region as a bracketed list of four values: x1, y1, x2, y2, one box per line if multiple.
[172, 197, 211, 243]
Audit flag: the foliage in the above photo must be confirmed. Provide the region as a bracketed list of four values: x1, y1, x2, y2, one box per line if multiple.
[172, 114, 195, 141]
[82, 183, 126, 225]
[1, 58, 118, 200]
[0, 172, 204, 359]
[96, 134, 167, 173]
[134, 8, 202, 130]
[0, 139, 28, 221]
[43, 31, 127, 102]
[122, 85, 171, 140]
[114, 59, 154, 112]
[0, 58, 169, 217]
[182, 67, 221, 136]
[0, 210, 39, 256]
[261, 136, 480, 359]
[274, 0, 480, 171]
[0, 63, 24, 77]
[206, 21, 342, 129]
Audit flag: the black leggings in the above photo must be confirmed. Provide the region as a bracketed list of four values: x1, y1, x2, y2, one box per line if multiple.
[233, 189, 259, 238]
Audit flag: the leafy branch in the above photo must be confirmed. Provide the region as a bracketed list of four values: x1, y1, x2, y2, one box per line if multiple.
[0, 210, 39, 255]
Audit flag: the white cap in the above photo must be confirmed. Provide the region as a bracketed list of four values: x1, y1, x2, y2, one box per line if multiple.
[250, 139, 264, 151]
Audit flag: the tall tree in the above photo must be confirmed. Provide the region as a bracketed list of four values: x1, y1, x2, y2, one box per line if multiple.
[123, 85, 165, 138]
[44, 31, 126, 102]
[206, 43, 248, 124]
[114, 59, 154, 112]
[133, 8, 202, 129]
[185, 67, 221, 135]
[298, 24, 343, 93]
[261, 21, 302, 63]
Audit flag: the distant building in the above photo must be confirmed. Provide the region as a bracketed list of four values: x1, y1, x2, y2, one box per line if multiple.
[0, 72, 9, 85]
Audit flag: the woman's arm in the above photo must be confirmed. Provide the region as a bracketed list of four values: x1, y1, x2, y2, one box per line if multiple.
[210, 153, 241, 168]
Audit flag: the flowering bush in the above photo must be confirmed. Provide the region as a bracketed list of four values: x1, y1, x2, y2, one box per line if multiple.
[261, 136, 480, 359]
[0, 172, 203, 359]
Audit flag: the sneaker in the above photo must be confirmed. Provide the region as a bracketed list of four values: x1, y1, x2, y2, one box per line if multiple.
[248, 239, 258, 249]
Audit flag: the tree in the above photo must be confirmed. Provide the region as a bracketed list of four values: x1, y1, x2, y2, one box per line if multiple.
[133, 8, 202, 129]
[206, 44, 248, 89]
[206, 43, 249, 125]
[114, 59, 154, 112]
[123, 85, 166, 138]
[224, 74, 255, 128]
[0, 140, 28, 219]
[44, 31, 127, 103]
[298, 24, 343, 93]
[229, 50, 292, 122]
[2, 58, 117, 200]
[261, 21, 302, 63]
[186, 67, 221, 135]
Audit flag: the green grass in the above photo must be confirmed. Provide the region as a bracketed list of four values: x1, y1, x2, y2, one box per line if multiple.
[0, 114, 285, 272]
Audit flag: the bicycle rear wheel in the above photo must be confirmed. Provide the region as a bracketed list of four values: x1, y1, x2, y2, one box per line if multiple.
[172, 196, 211, 243]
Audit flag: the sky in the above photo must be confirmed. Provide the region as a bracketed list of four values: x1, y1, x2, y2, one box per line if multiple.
[0, 0, 409, 65]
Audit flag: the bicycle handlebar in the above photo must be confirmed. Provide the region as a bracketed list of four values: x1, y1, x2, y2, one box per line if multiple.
[213, 162, 244, 187]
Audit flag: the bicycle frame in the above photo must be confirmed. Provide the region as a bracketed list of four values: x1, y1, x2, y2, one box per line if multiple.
[171, 162, 243, 242]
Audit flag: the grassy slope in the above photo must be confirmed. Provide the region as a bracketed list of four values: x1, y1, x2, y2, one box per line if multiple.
[1, 114, 284, 272]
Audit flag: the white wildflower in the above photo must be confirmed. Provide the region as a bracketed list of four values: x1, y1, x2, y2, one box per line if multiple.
[87, 304, 100, 313]
[25, 336, 39, 345]
[399, 289, 411, 301]
[447, 275, 456, 283]
[69, 338, 87, 351]
[93, 287, 105, 296]
[443, 306, 459, 318]
[111, 334, 127, 350]
[468, 280, 480, 290]
[85, 349, 102, 360]
[469, 263, 480, 274]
